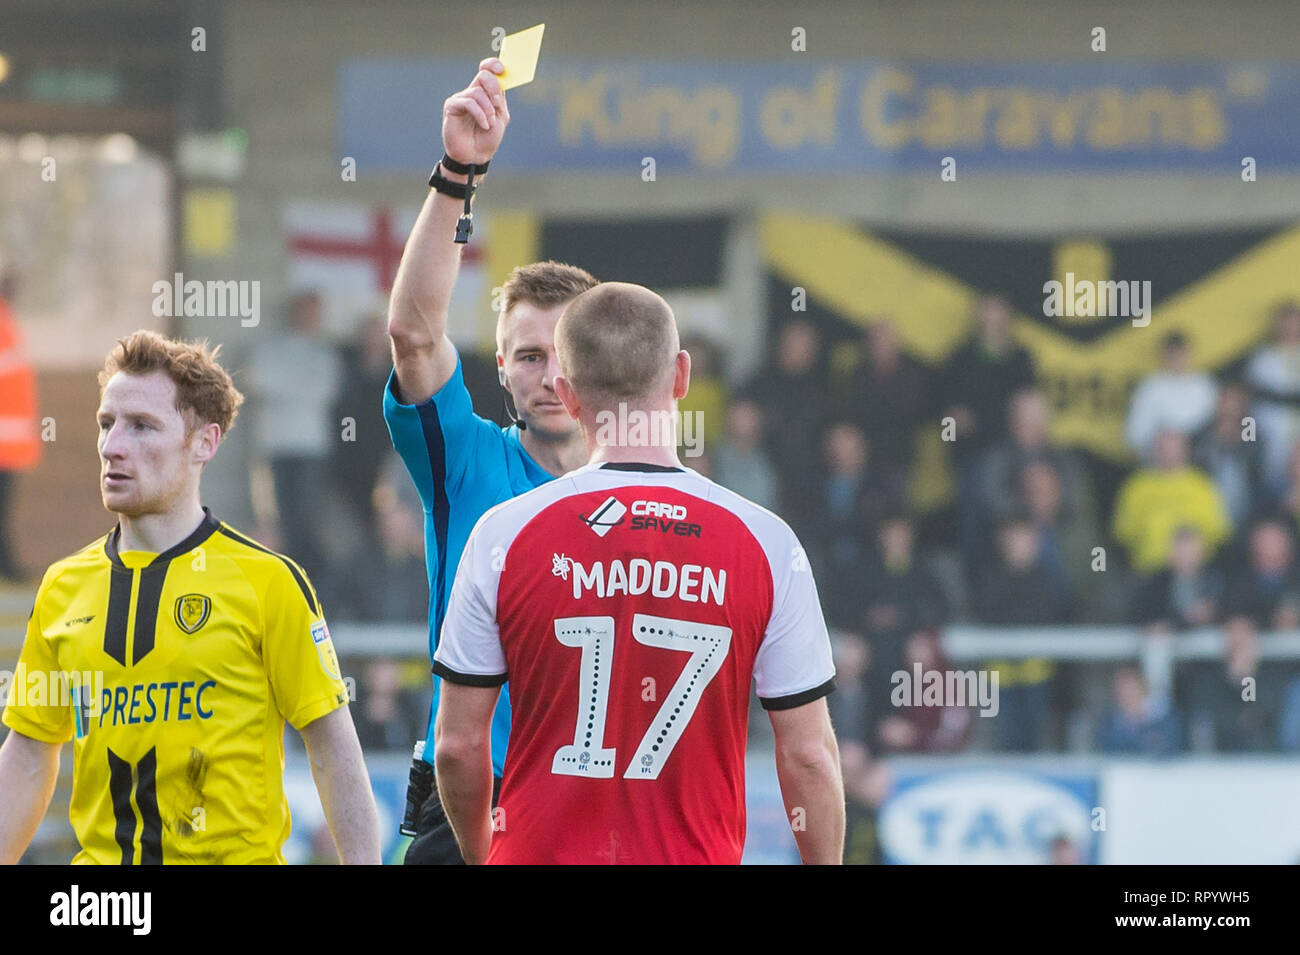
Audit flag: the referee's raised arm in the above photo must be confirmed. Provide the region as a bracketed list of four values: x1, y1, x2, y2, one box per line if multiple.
[387, 58, 510, 406]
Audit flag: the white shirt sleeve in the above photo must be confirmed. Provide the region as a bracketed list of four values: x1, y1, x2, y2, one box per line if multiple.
[1191, 374, 1218, 432]
[753, 531, 836, 708]
[1125, 378, 1155, 455]
[432, 523, 507, 685]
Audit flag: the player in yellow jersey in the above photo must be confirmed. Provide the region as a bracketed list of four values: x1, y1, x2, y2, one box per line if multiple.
[0, 330, 380, 864]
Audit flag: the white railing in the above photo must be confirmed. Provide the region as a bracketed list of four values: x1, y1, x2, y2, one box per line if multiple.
[323, 622, 1300, 695]
[7, 596, 1294, 696]
[943, 625, 1300, 693]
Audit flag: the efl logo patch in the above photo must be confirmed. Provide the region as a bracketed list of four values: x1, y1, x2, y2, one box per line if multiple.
[311, 619, 342, 681]
[174, 594, 212, 634]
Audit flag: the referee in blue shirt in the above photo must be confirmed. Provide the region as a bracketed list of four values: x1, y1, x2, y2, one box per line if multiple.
[384, 58, 597, 864]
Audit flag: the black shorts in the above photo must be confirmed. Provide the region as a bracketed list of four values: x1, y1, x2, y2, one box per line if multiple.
[403, 775, 503, 866]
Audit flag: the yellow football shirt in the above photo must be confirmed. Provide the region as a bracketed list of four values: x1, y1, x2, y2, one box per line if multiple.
[1, 508, 349, 864]
[1111, 466, 1232, 573]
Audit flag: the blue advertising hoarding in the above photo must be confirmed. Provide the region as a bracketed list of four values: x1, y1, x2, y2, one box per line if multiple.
[340, 59, 1299, 174]
[879, 768, 1099, 864]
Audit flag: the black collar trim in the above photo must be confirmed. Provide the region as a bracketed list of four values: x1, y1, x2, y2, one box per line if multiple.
[599, 462, 685, 473]
[105, 507, 222, 569]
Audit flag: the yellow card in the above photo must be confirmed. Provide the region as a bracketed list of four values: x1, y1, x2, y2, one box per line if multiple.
[498, 23, 544, 90]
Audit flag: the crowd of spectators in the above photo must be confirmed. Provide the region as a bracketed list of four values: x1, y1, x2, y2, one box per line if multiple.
[721, 296, 1300, 758]
[252, 290, 1300, 759]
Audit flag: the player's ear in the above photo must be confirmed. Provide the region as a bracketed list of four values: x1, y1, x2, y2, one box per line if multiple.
[496, 355, 510, 393]
[554, 375, 580, 420]
[672, 350, 691, 401]
[193, 421, 221, 464]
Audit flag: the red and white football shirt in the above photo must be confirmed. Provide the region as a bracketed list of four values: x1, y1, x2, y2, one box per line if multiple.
[433, 461, 835, 864]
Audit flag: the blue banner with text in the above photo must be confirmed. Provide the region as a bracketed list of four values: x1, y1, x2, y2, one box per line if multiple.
[339, 59, 1299, 174]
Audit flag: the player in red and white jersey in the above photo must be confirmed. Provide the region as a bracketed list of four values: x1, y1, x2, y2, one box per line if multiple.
[433, 282, 844, 864]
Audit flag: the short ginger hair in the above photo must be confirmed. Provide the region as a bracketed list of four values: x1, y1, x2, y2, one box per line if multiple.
[98, 329, 244, 435]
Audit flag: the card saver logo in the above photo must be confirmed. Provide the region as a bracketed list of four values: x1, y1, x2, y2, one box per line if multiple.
[581, 496, 626, 537]
[629, 500, 703, 538]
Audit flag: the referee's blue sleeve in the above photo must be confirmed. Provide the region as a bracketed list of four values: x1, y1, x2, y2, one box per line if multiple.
[382, 355, 488, 509]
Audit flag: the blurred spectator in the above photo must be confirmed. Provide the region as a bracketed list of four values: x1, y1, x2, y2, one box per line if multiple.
[858, 441, 908, 535]
[1182, 522, 1298, 751]
[1017, 461, 1068, 611]
[876, 629, 973, 753]
[248, 290, 343, 580]
[828, 632, 871, 747]
[934, 293, 1037, 581]
[1128, 525, 1224, 631]
[1125, 331, 1217, 462]
[0, 270, 41, 581]
[711, 398, 778, 511]
[818, 422, 900, 625]
[677, 333, 727, 451]
[860, 510, 949, 650]
[374, 464, 431, 622]
[351, 659, 426, 752]
[819, 422, 869, 621]
[1184, 619, 1282, 752]
[835, 318, 929, 476]
[1278, 676, 1300, 751]
[858, 511, 948, 739]
[1111, 428, 1231, 574]
[1245, 300, 1300, 498]
[976, 511, 1073, 624]
[1097, 666, 1182, 755]
[1220, 518, 1300, 632]
[1191, 378, 1264, 529]
[1047, 835, 1083, 865]
[1271, 441, 1300, 535]
[1019, 458, 1100, 741]
[841, 742, 889, 865]
[982, 388, 1086, 526]
[331, 314, 393, 549]
[1022, 459, 1105, 621]
[977, 511, 1069, 751]
[744, 318, 829, 541]
[331, 453, 428, 621]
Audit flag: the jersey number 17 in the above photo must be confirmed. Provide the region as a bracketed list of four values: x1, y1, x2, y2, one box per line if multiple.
[551, 613, 732, 781]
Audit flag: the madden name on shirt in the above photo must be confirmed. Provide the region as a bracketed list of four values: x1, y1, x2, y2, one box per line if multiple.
[555, 556, 727, 606]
